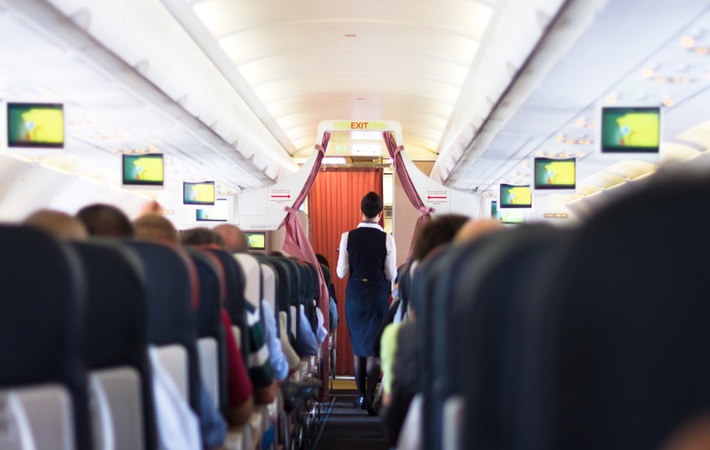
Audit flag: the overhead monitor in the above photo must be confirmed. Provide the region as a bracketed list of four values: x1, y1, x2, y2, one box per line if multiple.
[196, 198, 228, 222]
[245, 231, 266, 250]
[183, 181, 216, 205]
[533, 157, 576, 192]
[490, 200, 499, 220]
[499, 184, 532, 208]
[122, 154, 164, 187]
[7, 103, 64, 148]
[500, 211, 525, 225]
[600, 106, 661, 155]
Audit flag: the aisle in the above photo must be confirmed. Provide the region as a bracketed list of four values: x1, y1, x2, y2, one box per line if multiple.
[312, 391, 390, 450]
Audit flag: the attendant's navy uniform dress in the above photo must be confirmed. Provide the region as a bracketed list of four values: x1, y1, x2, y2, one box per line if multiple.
[344, 226, 391, 356]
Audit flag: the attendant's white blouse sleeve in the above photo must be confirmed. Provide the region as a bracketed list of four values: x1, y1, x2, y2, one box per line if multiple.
[384, 234, 397, 282]
[336, 232, 350, 279]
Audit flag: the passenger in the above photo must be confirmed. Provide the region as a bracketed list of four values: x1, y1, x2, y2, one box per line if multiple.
[134, 215, 254, 431]
[660, 415, 710, 450]
[180, 227, 225, 248]
[23, 209, 88, 240]
[217, 224, 300, 378]
[183, 224, 278, 405]
[380, 215, 490, 448]
[213, 223, 248, 253]
[316, 253, 339, 332]
[132, 213, 178, 245]
[76, 203, 134, 237]
[336, 191, 397, 414]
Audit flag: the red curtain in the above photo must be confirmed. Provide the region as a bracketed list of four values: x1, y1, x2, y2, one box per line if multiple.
[308, 168, 383, 376]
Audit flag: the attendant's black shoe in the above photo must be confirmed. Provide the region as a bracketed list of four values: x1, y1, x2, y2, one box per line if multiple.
[353, 395, 366, 410]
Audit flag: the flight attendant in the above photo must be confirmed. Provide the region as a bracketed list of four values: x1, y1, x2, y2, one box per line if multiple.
[337, 191, 397, 413]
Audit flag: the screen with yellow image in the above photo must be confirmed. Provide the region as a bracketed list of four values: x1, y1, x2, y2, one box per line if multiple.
[499, 184, 532, 208]
[183, 181, 216, 205]
[123, 154, 164, 186]
[196, 199, 228, 222]
[245, 232, 266, 250]
[8, 103, 64, 148]
[534, 157, 576, 190]
[500, 211, 524, 224]
[601, 106, 660, 153]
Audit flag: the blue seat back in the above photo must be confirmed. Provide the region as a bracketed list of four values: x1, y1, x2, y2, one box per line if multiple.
[521, 175, 710, 450]
[186, 248, 228, 417]
[0, 226, 90, 450]
[72, 240, 158, 450]
[122, 241, 201, 415]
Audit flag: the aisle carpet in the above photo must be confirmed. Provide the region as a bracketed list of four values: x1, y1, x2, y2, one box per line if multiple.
[312, 391, 390, 450]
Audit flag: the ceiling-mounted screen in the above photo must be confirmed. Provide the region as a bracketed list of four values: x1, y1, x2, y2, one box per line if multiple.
[7, 103, 64, 148]
[499, 184, 532, 208]
[500, 211, 525, 224]
[183, 181, 216, 205]
[490, 200, 499, 219]
[196, 198, 228, 222]
[122, 154, 164, 186]
[245, 232, 266, 250]
[601, 106, 660, 154]
[533, 157, 576, 191]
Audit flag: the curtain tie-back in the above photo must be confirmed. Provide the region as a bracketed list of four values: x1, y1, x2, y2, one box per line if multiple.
[315, 144, 325, 154]
[419, 206, 434, 216]
[284, 206, 299, 214]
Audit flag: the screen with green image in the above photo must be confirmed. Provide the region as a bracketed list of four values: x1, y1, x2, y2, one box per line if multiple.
[601, 106, 660, 153]
[8, 103, 64, 148]
[500, 184, 532, 208]
[534, 157, 576, 190]
[245, 232, 265, 250]
[183, 181, 216, 205]
[196, 198, 228, 222]
[123, 154, 164, 186]
[500, 211, 524, 224]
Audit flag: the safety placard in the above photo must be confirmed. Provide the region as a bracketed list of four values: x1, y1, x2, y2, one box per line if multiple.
[425, 190, 449, 205]
[269, 189, 293, 205]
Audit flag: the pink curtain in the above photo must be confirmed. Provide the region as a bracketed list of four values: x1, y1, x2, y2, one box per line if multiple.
[281, 132, 331, 320]
[383, 131, 433, 257]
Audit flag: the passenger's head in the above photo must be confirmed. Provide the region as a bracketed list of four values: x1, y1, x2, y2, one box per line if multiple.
[213, 223, 248, 253]
[23, 209, 88, 240]
[660, 415, 710, 450]
[360, 191, 383, 220]
[453, 218, 505, 244]
[180, 227, 225, 248]
[410, 214, 469, 262]
[76, 203, 134, 237]
[316, 254, 329, 268]
[132, 213, 179, 245]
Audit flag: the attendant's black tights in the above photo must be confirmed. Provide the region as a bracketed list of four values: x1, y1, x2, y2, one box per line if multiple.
[354, 355, 380, 403]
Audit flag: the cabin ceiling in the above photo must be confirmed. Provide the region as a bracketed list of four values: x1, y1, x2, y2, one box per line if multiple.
[0, 0, 710, 211]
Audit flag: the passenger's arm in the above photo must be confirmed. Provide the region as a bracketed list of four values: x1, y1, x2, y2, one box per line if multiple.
[219, 309, 254, 426]
[254, 380, 277, 405]
[227, 396, 253, 427]
[336, 232, 349, 278]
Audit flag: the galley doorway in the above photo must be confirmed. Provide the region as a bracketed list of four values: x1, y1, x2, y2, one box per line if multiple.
[309, 167, 384, 376]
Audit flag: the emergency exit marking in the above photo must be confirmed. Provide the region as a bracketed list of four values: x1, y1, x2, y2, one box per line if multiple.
[351, 122, 369, 129]
[425, 190, 449, 204]
[269, 189, 292, 204]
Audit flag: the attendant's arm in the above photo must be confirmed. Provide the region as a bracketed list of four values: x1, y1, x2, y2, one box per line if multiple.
[336, 232, 350, 278]
[384, 234, 397, 282]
